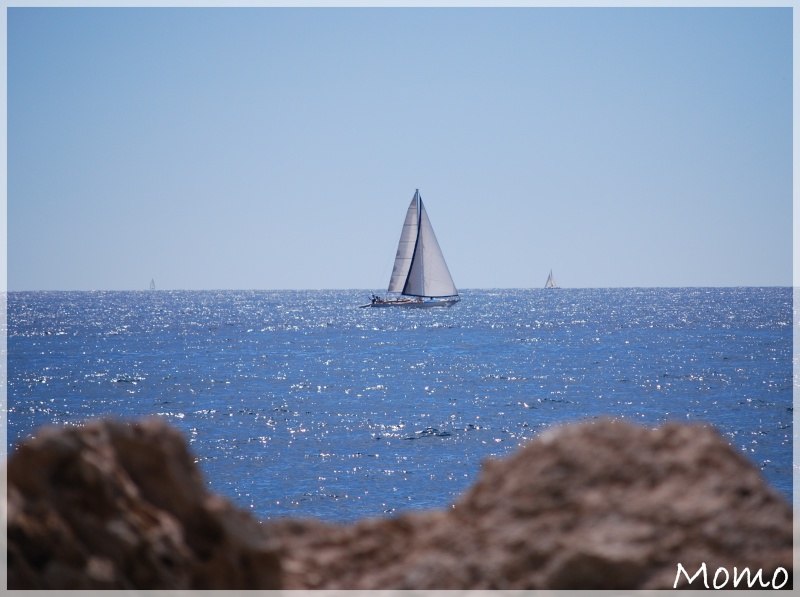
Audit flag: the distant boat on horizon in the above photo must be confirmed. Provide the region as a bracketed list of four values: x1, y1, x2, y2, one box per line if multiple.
[150, 278, 156, 291]
[545, 270, 559, 289]
[361, 189, 459, 308]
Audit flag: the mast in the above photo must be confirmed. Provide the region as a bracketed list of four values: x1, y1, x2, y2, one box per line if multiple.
[402, 189, 423, 296]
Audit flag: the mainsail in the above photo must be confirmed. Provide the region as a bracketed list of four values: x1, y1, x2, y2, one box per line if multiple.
[545, 270, 558, 289]
[387, 196, 419, 292]
[389, 190, 457, 298]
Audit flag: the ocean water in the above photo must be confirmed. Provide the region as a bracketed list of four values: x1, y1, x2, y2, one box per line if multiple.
[7, 288, 794, 522]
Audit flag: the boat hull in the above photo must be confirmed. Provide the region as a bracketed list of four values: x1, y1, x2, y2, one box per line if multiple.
[359, 297, 460, 309]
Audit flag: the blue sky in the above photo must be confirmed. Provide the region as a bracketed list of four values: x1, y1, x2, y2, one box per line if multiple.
[6, 6, 793, 290]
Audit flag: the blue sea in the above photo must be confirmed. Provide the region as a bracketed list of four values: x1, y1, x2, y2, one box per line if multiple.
[7, 288, 794, 522]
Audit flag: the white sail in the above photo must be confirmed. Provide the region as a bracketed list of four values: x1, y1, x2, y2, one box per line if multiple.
[387, 194, 420, 293]
[402, 197, 458, 298]
[545, 270, 557, 289]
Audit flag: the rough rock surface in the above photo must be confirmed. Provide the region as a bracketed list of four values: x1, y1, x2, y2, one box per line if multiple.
[6, 417, 793, 590]
[6, 418, 281, 589]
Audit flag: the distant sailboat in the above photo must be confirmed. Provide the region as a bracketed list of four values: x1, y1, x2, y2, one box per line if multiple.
[361, 189, 459, 308]
[150, 278, 156, 291]
[545, 270, 559, 289]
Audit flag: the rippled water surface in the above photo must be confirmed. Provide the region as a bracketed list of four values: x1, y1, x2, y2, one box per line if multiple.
[8, 288, 793, 521]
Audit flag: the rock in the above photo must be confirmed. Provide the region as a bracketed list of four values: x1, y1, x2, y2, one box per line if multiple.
[6, 417, 792, 590]
[265, 419, 793, 589]
[6, 418, 281, 590]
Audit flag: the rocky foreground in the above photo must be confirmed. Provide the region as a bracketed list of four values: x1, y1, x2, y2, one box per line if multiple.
[5, 417, 793, 590]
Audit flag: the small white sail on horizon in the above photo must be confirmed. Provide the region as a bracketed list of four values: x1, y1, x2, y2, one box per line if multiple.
[362, 189, 459, 308]
[150, 278, 156, 291]
[545, 270, 559, 289]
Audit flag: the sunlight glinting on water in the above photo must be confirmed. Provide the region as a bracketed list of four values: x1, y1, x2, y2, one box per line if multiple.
[8, 288, 793, 521]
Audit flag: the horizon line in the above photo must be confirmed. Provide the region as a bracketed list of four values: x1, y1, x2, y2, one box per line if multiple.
[4, 285, 795, 293]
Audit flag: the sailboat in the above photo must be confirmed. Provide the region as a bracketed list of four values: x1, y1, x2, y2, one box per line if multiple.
[361, 189, 460, 308]
[150, 278, 156, 291]
[544, 270, 559, 289]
